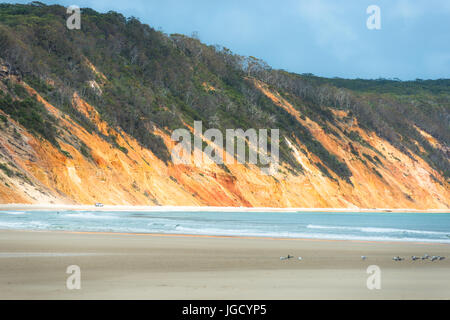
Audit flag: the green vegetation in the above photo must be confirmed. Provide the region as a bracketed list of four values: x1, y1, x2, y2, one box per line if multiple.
[315, 162, 335, 181]
[0, 91, 59, 146]
[0, 162, 14, 177]
[0, 114, 7, 124]
[61, 150, 72, 158]
[0, 162, 32, 184]
[372, 167, 383, 179]
[79, 141, 92, 160]
[0, 3, 448, 180]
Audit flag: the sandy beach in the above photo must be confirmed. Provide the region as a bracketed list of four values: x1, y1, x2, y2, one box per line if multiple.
[0, 203, 448, 213]
[0, 229, 449, 299]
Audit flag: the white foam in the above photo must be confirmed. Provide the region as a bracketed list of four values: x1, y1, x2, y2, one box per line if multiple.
[171, 226, 450, 243]
[63, 212, 118, 219]
[0, 211, 28, 215]
[307, 224, 449, 236]
[0, 220, 50, 230]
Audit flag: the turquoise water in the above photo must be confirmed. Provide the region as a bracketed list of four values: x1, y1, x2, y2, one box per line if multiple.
[0, 210, 449, 243]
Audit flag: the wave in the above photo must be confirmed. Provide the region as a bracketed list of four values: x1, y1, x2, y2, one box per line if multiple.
[62, 212, 118, 219]
[0, 211, 28, 215]
[0, 220, 50, 229]
[306, 224, 449, 236]
[172, 226, 450, 244]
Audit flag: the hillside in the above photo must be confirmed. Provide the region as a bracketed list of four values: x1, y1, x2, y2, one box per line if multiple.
[0, 3, 449, 209]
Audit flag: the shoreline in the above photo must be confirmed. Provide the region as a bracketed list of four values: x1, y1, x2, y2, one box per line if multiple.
[0, 203, 449, 213]
[2, 228, 449, 246]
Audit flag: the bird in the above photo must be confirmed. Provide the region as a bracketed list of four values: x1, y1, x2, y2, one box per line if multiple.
[393, 256, 404, 261]
[439, 256, 445, 261]
[431, 256, 439, 261]
[411, 256, 419, 261]
[361, 256, 367, 260]
[280, 254, 294, 260]
[422, 254, 430, 260]
[298, 257, 302, 261]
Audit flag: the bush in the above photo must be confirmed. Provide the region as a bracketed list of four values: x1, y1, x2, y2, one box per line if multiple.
[0, 92, 59, 147]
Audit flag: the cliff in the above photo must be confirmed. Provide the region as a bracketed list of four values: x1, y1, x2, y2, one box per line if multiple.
[0, 3, 448, 209]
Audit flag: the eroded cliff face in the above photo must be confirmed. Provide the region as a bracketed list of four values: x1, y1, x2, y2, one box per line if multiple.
[0, 70, 448, 209]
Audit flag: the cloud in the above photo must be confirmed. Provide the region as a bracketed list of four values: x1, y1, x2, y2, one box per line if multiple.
[295, 0, 359, 61]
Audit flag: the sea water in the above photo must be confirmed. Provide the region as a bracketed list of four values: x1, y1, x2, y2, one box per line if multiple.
[0, 210, 449, 243]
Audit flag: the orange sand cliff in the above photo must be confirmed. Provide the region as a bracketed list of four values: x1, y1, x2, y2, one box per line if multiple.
[0, 75, 448, 209]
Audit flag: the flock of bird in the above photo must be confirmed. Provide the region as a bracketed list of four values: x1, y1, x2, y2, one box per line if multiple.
[279, 254, 446, 261]
[372, 254, 446, 261]
[392, 254, 446, 262]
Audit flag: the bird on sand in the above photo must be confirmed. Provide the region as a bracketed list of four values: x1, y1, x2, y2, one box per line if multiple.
[392, 256, 404, 261]
[361, 256, 367, 260]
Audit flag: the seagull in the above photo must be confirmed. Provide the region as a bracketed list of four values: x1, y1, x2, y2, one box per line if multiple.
[422, 254, 430, 260]
[411, 256, 419, 261]
[280, 254, 294, 260]
[431, 256, 439, 261]
[361, 256, 367, 260]
[393, 256, 404, 261]
[439, 256, 445, 261]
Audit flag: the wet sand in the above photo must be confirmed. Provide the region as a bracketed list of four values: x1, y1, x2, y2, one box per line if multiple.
[0, 230, 449, 299]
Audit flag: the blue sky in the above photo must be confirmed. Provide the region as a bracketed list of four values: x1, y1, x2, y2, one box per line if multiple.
[8, 0, 450, 80]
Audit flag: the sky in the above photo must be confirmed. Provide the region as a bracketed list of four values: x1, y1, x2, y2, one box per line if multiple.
[8, 0, 450, 80]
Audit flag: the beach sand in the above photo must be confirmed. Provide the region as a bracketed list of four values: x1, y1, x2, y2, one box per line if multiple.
[0, 230, 449, 299]
[0, 203, 449, 213]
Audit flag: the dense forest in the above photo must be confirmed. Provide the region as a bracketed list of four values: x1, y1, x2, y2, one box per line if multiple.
[0, 2, 448, 181]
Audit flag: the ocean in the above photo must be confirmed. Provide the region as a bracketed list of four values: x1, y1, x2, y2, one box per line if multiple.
[0, 210, 449, 243]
